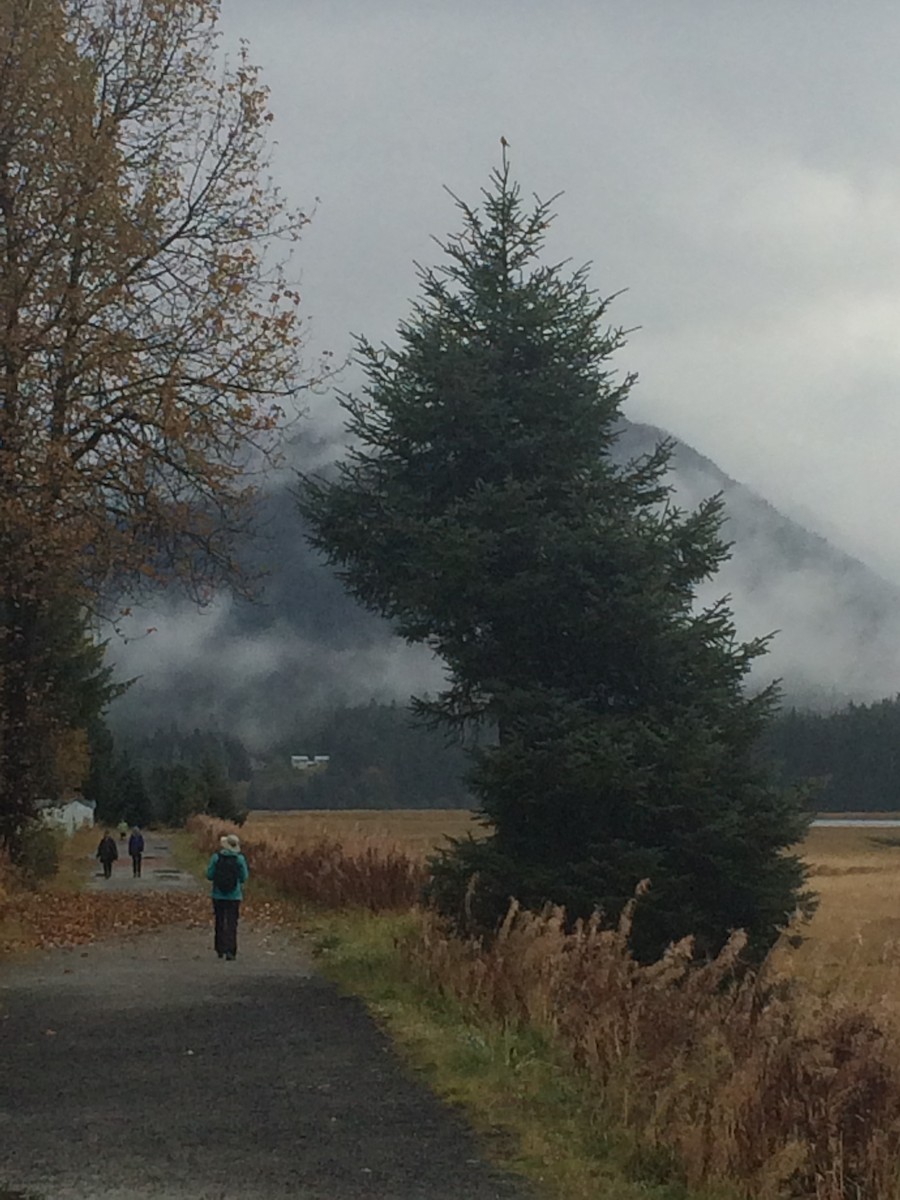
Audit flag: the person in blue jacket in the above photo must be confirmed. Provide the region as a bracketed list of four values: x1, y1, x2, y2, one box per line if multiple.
[206, 834, 249, 961]
[127, 826, 145, 877]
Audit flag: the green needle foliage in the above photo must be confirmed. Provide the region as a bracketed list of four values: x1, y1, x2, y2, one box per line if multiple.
[300, 156, 814, 963]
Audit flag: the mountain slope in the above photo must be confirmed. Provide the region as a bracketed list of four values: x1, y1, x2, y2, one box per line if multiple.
[109, 422, 900, 745]
[614, 422, 900, 705]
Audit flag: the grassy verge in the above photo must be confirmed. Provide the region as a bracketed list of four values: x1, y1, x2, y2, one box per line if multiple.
[168, 828, 210, 880]
[301, 906, 733, 1200]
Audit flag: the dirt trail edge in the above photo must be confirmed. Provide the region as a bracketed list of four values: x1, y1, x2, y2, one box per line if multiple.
[0, 840, 531, 1200]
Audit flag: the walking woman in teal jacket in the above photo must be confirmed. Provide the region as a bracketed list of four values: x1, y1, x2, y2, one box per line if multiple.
[206, 834, 249, 960]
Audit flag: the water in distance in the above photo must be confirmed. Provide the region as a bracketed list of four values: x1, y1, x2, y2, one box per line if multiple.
[812, 818, 900, 827]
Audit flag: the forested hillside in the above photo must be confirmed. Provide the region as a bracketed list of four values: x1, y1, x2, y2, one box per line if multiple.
[761, 697, 900, 812]
[101, 695, 900, 819]
[246, 702, 470, 810]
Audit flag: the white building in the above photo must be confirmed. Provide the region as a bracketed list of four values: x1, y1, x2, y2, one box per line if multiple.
[39, 797, 96, 835]
[290, 755, 330, 771]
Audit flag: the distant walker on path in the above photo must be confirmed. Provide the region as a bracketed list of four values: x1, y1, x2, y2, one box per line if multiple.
[128, 827, 145, 878]
[96, 831, 118, 879]
[206, 834, 249, 961]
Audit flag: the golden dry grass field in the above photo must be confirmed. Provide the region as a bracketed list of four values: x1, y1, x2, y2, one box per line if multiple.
[245, 808, 479, 861]
[247, 810, 900, 1002]
[772, 822, 900, 1005]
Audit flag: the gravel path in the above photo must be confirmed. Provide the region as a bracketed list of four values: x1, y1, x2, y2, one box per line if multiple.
[85, 833, 202, 894]
[0, 841, 531, 1200]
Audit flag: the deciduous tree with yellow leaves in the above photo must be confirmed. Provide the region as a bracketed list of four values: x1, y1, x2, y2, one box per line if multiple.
[0, 0, 309, 851]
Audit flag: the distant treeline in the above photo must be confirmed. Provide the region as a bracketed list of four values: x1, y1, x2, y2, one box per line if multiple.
[248, 702, 471, 810]
[97, 702, 472, 819]
[124, 726, 253, 785]
[760, 696, 900, 811]
[88, 724, 252, 828]
[103, 694, 900, 819]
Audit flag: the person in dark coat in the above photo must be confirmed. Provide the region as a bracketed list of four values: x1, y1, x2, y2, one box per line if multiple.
[127, 827, 145, 878]
[205, 834, 249, 960]
[96, 831, 118, 879]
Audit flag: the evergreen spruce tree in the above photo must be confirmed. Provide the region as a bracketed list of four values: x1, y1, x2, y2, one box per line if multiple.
[300, 155, 814, 962]
[115, 754, 153, 829]
[8, 603, 124, 816]
[87, 735, 153, 828]
[199, 755, 242, 822]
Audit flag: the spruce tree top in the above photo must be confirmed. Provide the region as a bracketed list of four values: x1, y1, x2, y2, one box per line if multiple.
[302, 155, 758, 734]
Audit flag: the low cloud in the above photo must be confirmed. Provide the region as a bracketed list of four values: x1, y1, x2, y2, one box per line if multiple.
[108, 420, 900, 748]
[109, 597, 445, 751]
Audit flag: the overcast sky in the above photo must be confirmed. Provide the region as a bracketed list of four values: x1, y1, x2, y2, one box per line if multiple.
[216, 1, 900, 582]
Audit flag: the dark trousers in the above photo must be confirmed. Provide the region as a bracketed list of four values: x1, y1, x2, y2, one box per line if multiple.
[213, 899, 241, 957]
[131, 853, 142, 877]
[101, 860, 113, 879]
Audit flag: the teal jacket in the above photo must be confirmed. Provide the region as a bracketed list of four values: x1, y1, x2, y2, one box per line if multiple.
[206, 850, 249, 901]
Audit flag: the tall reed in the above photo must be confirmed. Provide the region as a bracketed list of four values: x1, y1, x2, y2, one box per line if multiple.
[189, 814, 426, 911]
[404, 898, 900, 1200]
